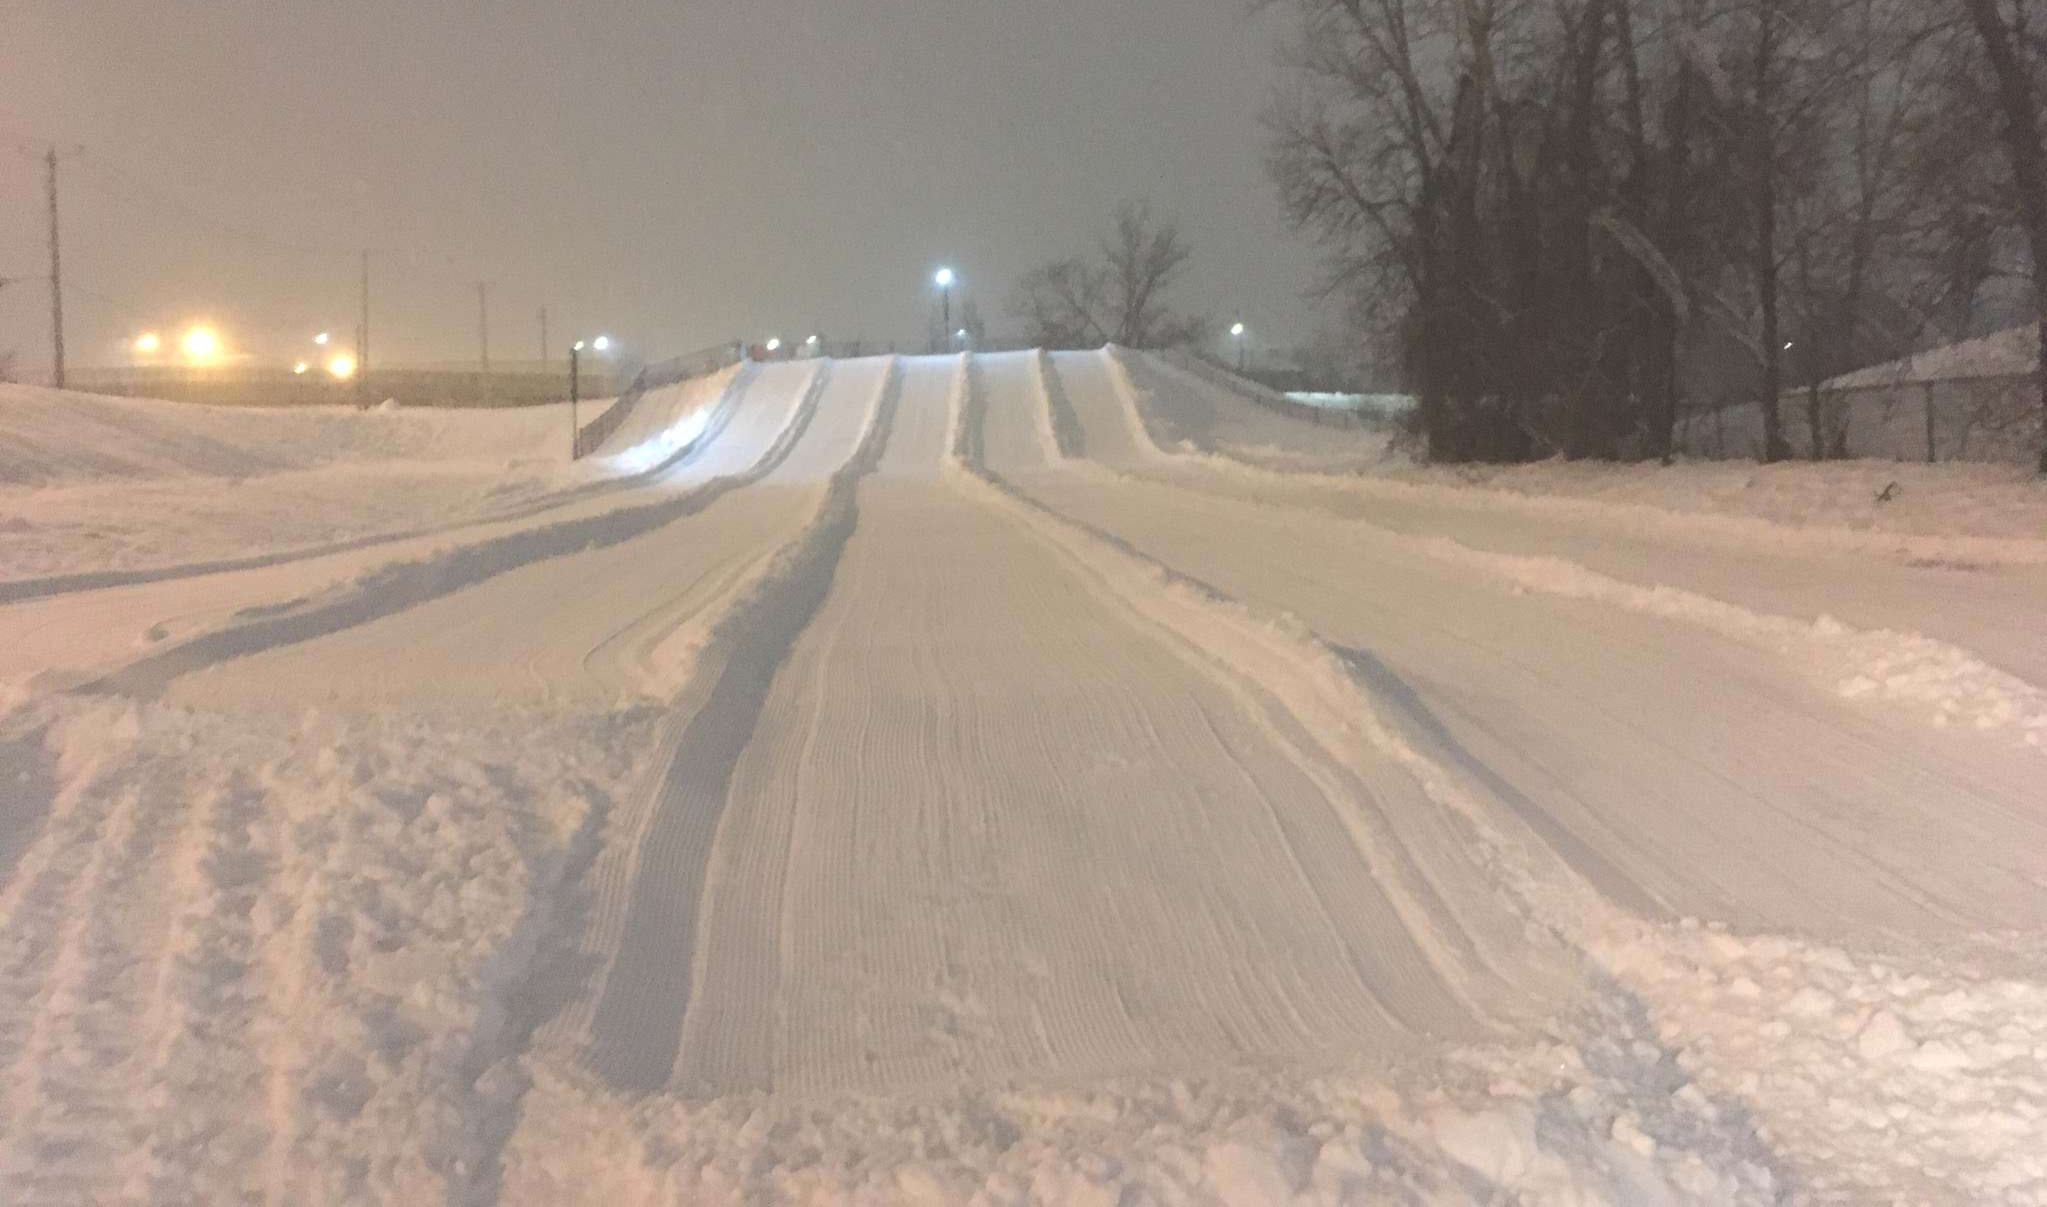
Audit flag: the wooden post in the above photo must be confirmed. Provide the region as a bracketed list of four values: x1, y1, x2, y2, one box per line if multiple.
[1923, 382, 1937, 464]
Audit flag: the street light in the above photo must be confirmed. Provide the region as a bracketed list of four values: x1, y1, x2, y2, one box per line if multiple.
[955, 327, 968, 350]
[325, 353, 357, 380]
[568, 336, 612, 458]
[1229, 320, 1247, 373]
[570, 340, 587, 458]
[133, 332, 161, 356]
[765, 337, 782, 353]
[314, 331, 330, 346]
[934, 267, 956, 352]
[292, 361, 309, 375]
[181, 326, 223, 365]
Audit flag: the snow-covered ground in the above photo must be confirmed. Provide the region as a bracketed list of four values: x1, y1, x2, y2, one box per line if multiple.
[2, 350, 2044, 1204]
[0, 382, 646, 581]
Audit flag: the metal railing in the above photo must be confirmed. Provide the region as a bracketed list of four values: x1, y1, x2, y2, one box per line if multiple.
[1159, 348, 1368, 430]
[571, 340, 747, 460]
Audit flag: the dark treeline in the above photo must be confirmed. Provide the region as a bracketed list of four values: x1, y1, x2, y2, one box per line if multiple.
[1267, 0, 2047, 470]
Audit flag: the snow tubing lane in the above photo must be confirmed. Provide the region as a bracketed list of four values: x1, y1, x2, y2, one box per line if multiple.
[76, 364, 831, 700]
[1037, 350, 1086, 459]
[979, 462, 1665, 921]
[583, 363, 902, 1094]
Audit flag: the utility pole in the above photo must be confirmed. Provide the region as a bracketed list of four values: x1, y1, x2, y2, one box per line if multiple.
[46, 147, 65, 390]
[538, 306, 549, 363]
[476, 282, 491, 404]
[356, 250, 370, 407]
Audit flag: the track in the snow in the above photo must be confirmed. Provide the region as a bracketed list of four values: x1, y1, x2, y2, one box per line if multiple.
[12, 346, 2046, 1206]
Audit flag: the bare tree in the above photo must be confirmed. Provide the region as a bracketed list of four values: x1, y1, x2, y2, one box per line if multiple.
[1010, 200, 1207, 350]
[1957, 0, 2047, 473]
[1264, 0, 1976, 466]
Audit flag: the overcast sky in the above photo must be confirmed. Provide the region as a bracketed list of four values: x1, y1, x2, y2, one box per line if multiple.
[2, 1, 1329, 373]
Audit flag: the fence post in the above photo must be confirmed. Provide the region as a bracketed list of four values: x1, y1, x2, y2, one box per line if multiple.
[1923, 382, 1937, 464]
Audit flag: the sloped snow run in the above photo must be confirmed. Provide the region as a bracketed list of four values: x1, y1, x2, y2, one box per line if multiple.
[2, 350, 2044, 1204]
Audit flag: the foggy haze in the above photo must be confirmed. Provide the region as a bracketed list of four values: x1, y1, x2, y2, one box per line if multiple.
[1, 0, 1326, 370]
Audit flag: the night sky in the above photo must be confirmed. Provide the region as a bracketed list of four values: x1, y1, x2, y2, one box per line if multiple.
[2, 1, 1328, 374]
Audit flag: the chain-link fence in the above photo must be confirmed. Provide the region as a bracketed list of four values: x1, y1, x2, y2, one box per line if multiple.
[63, 359, 631, 410]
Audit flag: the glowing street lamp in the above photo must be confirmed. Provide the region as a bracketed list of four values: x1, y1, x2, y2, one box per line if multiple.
[765, 337, 782, 353]
[292, 361, 310, 375]
[133, 332, 161, 357]
[568, 336, 610, 455]
[1229, 320, 1247, 372]
[325, 353, 357, 380]
[181, 326, 223, 365]
[314, 331, 331, 346]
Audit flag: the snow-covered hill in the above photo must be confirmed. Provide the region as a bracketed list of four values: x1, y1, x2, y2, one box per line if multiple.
[2, 350, 2043, 1205]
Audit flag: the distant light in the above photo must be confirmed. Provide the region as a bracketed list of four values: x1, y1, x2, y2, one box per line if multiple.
[133, 332, 161, 355]
[181, 326, 223, 364]
[325, 353, 358, 380]
[934, 267, 955, 288]
[805, 334, 819, 346]
[956, 328, 967, 338]
[292, 361, 310, 375]
[572, 340, 586, 352]
[1230, 322, 1245, 337]
[1784, 341, 1795, 350]
[314, 331, 330, 346]
[593, 335, 611, 351]
[765, 337, 782, 352]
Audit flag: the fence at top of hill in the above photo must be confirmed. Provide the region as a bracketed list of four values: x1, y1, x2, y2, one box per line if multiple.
[62, 360, 632, 410]
[570, 340, 748, 460]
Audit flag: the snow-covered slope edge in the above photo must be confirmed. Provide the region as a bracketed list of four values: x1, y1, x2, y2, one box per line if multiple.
[65, 365, 831, 704]
[1403, 532, 2047, 751]
[1093, 424, 2047, 750]
[553, 358, 903, 1059]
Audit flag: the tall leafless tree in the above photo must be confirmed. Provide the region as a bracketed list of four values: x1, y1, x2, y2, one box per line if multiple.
[1265, 0, 1982, 466]
[1957, 0, 2047, 472]
[1010, 201, 1208, 350]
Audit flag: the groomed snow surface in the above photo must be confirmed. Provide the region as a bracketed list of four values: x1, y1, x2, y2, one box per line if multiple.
[2, 350, 2045, 1205]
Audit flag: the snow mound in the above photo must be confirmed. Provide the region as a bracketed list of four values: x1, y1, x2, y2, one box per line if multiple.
[0, 382, 572, 490]
[1365, 456, 2047, 562]
[1605, 920, 2047, 1205]
[502, 1024, 1781, 1207]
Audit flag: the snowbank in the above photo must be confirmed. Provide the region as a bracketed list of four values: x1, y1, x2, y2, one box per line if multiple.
[0, 382, 616, 581]
[0, 382, 575, 488]
[1367, 456, 2047, 559]
[0, 381, 680, 580]
[502, 1023, 1780, 1207]
[0, 694, 659, 1204]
